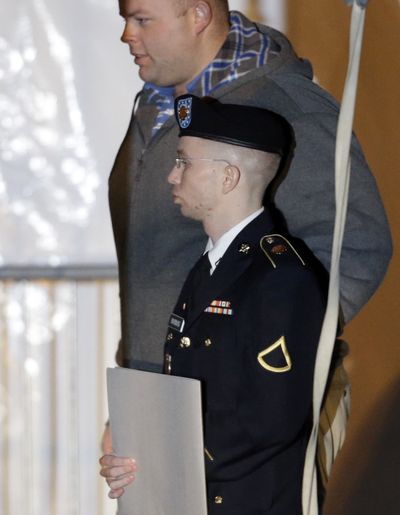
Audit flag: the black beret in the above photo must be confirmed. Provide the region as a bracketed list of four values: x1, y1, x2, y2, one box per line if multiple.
[175, 94, 292, 156]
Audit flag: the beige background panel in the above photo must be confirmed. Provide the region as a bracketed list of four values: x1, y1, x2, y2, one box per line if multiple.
[285, 1, 400, 512]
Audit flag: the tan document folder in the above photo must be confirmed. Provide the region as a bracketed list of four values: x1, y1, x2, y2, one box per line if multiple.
[107, 367, 208, 515]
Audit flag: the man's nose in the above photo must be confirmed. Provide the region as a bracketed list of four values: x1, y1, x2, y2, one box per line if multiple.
[167, 165, 182, 185]
[121, 22, 138, 44]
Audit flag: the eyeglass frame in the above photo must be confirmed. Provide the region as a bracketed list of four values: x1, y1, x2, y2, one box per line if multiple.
[174, 156, 232, 169]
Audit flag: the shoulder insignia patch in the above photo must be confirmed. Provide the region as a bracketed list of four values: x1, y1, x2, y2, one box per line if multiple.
[257, 336, 292, 373]
[259, 234, 305, 269]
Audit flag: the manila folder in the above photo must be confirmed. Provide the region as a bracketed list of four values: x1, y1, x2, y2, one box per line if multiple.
[107, 367, 208, 515]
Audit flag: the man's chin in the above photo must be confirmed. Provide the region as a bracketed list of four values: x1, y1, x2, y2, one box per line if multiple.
[180, 206, 189, 218]
[180, 207, 201, 222]
[137, 65, 156, 84]
[179, 205, 190, 217]
[138, 67, 149, 81]
[138, 68, 177, 89]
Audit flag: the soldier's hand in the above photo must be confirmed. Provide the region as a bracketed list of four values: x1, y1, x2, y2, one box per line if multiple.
[101, 424, 113, 455]
[99, 454, 137, 499]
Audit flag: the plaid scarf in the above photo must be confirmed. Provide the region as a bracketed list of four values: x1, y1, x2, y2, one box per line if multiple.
[144, 11, 280, 137]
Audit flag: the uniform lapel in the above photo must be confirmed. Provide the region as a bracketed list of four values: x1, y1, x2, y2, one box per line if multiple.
[184, 210, 276, 330]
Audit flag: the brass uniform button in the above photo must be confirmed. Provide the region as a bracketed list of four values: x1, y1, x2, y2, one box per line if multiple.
[164, 354, 172, 375]
[167, 333, 174, 341]
[204, 338, 212, 347]
[180, 336, 191, 348]
[214, 496, 223, 504]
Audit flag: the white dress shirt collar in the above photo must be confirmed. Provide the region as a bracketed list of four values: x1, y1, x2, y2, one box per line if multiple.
[204, 207, 264, 274]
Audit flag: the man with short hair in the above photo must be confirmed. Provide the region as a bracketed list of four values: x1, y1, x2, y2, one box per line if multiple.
[102, 94, 332, 512]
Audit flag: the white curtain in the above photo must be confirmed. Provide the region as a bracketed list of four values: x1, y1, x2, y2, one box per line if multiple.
[0, 279, 120, 515]
[0, 0, 141, 266]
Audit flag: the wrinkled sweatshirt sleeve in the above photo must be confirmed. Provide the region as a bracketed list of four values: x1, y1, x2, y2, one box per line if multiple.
[273, 74, 392, 322]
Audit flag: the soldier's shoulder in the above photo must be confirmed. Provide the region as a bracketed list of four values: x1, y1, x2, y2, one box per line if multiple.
[258, 233, 308, 270]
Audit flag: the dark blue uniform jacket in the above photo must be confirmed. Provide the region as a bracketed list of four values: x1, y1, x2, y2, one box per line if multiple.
[164, 210, 328, 514]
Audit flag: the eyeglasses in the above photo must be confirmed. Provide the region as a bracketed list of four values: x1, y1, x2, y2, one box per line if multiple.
[175, 157, 231, 169]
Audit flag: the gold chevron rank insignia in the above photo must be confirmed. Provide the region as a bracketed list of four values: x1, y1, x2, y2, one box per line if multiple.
[257, 336, 292, 373]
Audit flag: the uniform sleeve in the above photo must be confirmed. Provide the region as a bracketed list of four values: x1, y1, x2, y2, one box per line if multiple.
[237, 264, 326, 449]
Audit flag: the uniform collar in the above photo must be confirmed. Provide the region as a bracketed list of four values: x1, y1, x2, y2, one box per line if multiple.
[205, 207, 264, 274]
[181, 207, 276, 330]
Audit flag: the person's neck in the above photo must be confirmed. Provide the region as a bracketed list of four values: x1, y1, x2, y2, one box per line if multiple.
[174, 24, 229, 96]
[203, 203, 262, 244]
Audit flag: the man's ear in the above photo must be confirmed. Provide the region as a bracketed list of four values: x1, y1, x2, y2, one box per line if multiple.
[222, 165, 240, 194]
[193, 1, 212, 34]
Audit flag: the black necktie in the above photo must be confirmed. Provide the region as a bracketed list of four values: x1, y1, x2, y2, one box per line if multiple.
[189, 252, 211, 311]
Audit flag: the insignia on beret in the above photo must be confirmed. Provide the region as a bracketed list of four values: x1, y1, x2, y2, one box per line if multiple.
[177, 97, 193, 129]
[174, 94, 293, 156]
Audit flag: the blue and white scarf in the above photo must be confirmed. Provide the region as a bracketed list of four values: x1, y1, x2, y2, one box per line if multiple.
[144, 11, 281, 137]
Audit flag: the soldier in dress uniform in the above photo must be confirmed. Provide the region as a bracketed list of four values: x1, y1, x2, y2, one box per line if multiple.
[99, 95, 344, 512]
[163, 94, 331, 514]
